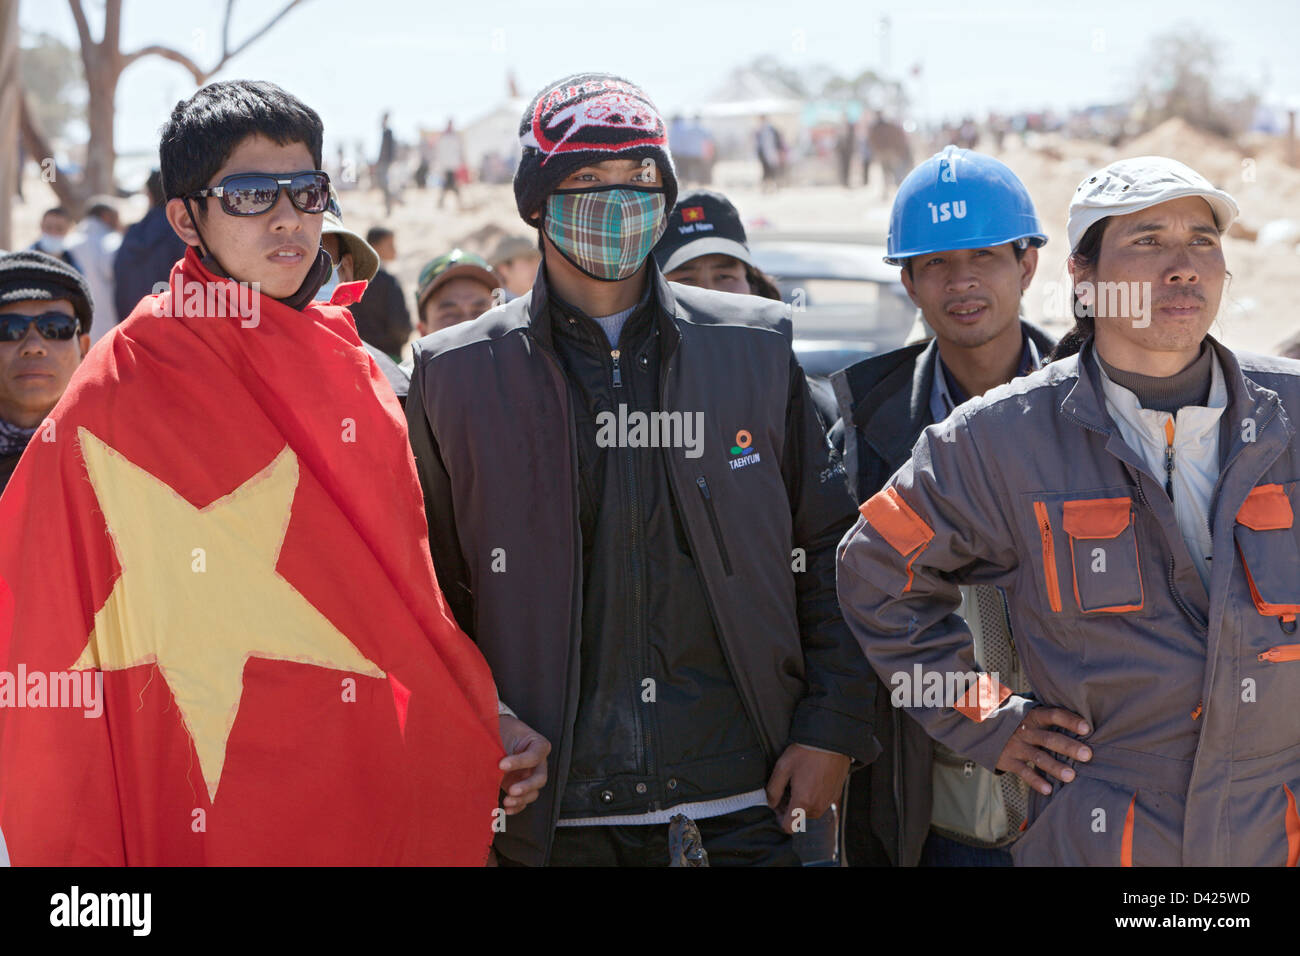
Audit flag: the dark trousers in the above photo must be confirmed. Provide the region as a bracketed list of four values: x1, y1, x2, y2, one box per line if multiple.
[919, 831, 1014, 867]
[500, 806, 801, 867]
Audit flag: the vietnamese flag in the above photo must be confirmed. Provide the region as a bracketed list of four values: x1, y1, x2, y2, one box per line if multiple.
[0, 248, 503, 865]
[681, 206, 706, 223]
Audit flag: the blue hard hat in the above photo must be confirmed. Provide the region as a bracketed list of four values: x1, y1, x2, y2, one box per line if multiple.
[884, 145, 1048, 265]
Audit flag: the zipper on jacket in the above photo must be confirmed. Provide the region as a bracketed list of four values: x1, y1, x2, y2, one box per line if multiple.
[1163, 419, 1175, 500]
[1259, 645, 1300, 663]
[1129, 469, 1208, 632]
[1033, 500, 1062, 613]
[619, 350, 653, 781]
[599, 340, 653, 781]
[1062, 406, 1210, 630]
[696, 476, 734, 576]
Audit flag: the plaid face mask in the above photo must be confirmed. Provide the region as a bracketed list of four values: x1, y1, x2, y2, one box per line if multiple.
[542, 185, 668, 281]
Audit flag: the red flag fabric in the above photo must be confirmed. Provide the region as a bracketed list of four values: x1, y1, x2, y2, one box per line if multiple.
[0, 248, 503, 865]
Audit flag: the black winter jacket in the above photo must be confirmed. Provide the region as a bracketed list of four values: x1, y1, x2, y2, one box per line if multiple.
[113, 207, 186, 322]
[349, 269, 412, 360]
[547, 289, 770, 818]
[406, 261, 880, 865]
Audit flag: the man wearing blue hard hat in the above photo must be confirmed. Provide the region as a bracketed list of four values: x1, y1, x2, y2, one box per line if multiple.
[829, 145, 1056, 867]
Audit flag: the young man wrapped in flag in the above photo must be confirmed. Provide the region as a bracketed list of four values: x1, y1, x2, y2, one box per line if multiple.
[0, 81, 508, 865]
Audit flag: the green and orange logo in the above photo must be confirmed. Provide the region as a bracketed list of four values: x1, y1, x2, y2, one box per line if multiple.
[729, 429, 761, 471]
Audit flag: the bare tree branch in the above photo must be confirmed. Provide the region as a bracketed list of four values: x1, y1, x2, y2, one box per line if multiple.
[202, 0, 303, 82]
[222, 0, 235, 63]
[103, 0, 123, 57]
[120, 44, 205, 83]
[66, 0, 95, 60]
[121, 0, 306, 85]
[19, 94, 86, 212]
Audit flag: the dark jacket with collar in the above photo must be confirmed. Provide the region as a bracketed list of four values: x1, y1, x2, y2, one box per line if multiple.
[827, 320, 1056, 866]
[350, 269, 412, 360]
[406, 260, 880, 866]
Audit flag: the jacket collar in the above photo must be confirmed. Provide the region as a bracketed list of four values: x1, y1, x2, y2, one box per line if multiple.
[845, 338, 939, 473]
[1062, 335, 1280, 442]
[839, 321, 1059, 470]
[525, 254, 682, 355]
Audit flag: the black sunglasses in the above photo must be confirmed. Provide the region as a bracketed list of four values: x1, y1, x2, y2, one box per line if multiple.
[0, 312, 81, 343]
[189, 170, 331, 217]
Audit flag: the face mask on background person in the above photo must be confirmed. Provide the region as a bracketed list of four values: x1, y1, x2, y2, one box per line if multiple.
[315, 259, 341, 302]
[542, 184, 668, 282]
[37, 234, 65, 256]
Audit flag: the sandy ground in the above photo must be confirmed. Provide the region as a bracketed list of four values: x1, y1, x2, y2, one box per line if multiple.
[9, 119, 1298, 356]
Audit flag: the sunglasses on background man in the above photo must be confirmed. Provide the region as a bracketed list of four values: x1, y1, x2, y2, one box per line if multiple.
[0, 313, 82, 343]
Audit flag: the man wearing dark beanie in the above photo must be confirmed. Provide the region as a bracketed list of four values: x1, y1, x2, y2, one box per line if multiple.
[0, 250, 92, 492]
[407, 72, 879, 867]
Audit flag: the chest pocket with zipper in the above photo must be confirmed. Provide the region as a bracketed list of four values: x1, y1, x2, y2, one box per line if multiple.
[1032, 495, 1145, 615]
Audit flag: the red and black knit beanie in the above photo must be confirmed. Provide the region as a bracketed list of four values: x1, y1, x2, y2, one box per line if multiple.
[513, 72, 678, 228]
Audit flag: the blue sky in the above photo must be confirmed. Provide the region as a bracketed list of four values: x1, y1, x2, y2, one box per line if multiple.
[20, 0, 1300, 158]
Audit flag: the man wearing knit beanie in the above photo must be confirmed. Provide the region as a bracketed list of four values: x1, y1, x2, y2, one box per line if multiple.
[407, 72, 879, 867]
[0, 250, 92, 492]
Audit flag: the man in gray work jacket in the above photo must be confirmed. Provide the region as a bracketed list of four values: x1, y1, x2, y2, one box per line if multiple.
[406, 73, 878, 867]
[838, 155, 1300, 865]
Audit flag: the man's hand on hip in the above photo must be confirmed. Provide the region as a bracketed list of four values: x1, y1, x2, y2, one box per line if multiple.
[995, 706, 1092, 796]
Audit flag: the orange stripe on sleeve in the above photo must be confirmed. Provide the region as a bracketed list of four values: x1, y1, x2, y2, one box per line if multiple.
[860, 487, 935, 593]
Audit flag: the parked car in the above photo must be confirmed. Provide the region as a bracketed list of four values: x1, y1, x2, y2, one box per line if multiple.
[748, 233, 916, 425]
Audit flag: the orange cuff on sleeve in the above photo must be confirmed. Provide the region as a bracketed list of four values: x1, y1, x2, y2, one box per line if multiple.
[953, 673, 1012, 722]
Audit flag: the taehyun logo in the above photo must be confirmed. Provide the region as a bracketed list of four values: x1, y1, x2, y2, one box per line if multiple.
[728, 429, 761, 471]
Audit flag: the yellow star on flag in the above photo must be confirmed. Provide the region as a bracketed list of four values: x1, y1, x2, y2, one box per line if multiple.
[71, 427, 385, 802]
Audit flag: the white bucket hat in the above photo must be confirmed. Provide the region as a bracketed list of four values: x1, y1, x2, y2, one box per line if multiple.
[1067, 155, 1239, 252]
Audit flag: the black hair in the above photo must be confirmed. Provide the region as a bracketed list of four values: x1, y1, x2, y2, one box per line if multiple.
[158, 80, 324, 208]
[366, 226, 394, 246]
[1047, 218, 1108, 362]
[41, 207, 71, 221]
[745, 263, 782, 301]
